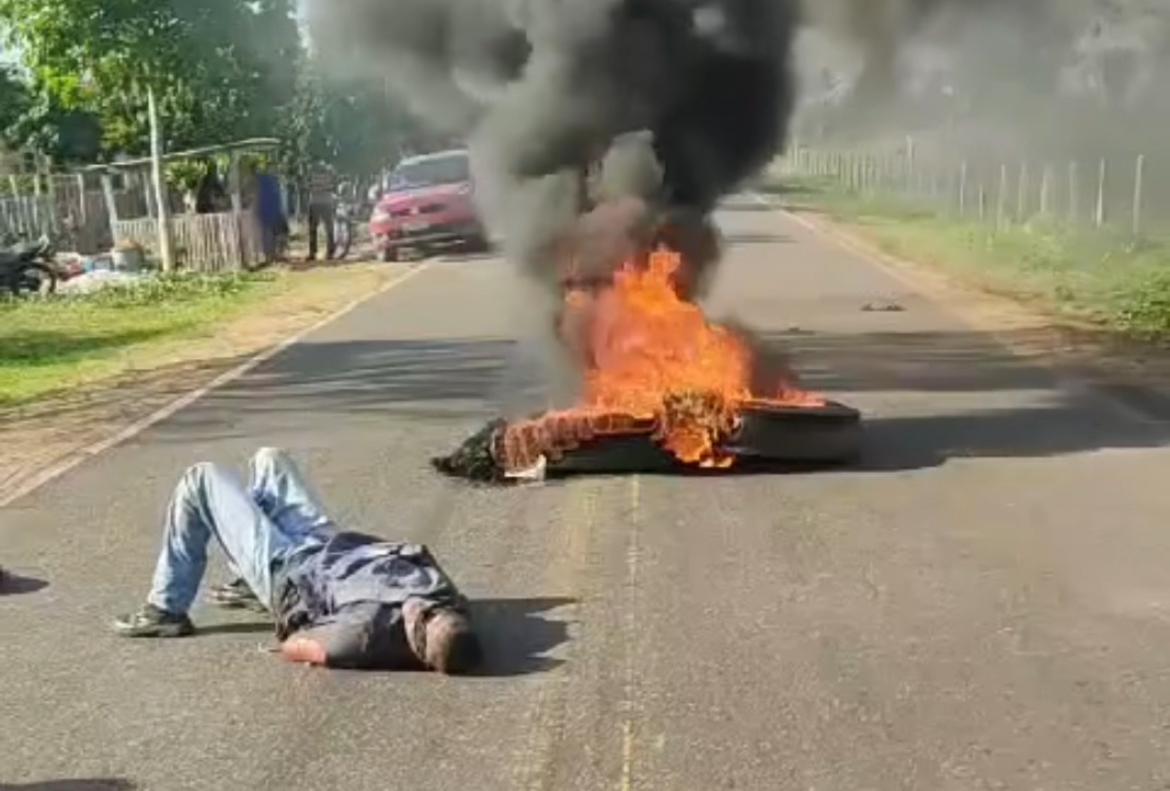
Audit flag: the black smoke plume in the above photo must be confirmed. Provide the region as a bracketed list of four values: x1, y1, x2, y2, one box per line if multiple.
[305, 0, 801, 293]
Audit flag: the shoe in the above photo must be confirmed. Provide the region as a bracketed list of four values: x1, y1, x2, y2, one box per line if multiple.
[113, 604, 195, 638]
[207, 578, 266, 612]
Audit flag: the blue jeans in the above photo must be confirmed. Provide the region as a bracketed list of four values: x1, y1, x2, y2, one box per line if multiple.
[147, 448, 337, 615]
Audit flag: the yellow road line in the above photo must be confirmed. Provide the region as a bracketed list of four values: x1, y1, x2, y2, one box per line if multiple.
[516, 479, 598, 791]
[619, 475, 642, 790]
[619, 719, 635, 791]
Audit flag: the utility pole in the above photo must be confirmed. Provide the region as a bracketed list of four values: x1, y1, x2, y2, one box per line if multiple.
[147, 85, 175, 272]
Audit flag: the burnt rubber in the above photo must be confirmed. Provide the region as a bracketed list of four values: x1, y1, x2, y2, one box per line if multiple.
[545, 400, 863, 477]
[722, 400, 862, 463]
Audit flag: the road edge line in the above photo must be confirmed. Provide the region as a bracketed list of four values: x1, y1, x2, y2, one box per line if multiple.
[0, 263, 430, 509]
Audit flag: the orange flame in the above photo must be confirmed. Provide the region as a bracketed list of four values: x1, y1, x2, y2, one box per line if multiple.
[564, 245, 823, 467]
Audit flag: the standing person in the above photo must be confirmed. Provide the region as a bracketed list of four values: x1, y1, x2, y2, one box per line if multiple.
[112, 448, 482, 674]
[195, 160, 226, 214]
[306, 162, 337, 261]
[254, 164, 287, 263]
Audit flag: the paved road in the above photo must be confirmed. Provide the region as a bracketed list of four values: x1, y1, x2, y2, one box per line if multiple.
[5, 203, 1170, 791]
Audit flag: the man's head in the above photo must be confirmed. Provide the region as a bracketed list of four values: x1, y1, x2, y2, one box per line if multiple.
[403, 598, 482, 674]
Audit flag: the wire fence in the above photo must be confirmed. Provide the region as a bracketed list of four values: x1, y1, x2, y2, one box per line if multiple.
[779, 138, 1167, 242]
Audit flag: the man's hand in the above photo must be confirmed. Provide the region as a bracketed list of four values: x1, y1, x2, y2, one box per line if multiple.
[280, 634, 328, 665]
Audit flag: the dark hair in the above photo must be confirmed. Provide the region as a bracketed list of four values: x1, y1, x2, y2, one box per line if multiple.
[426, 612, 483, 675]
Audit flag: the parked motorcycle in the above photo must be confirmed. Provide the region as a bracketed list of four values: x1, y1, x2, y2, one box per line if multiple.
[0, 235, 58, 297]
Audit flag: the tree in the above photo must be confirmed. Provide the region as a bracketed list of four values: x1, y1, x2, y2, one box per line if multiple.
[282, 65, 428, 181]
[0, 66, 103, 166]
[0, 65, 30, 145]
[0, 0, 301, 158]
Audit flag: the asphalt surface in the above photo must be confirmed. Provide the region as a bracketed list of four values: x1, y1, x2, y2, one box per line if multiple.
[5, 202, 1170, 790]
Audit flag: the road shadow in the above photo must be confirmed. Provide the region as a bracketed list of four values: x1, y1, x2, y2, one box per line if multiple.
[755, 328, 1170, 470]
[759, 328, 1147, 397]
[195, 619, 273, 636]
[468, 596, 575, 677]
[0, 571, 49, 596]
[0, 781, 134, 791]
[750, 179, 819, 197]
[718, 201, 777, 213]
[189, 338, 516, 420]
[851, 405, 1169, 472]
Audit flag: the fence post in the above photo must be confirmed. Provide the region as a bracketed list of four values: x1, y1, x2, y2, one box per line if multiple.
[958, 161, 968, 216]
[6, 175, 20, 235]
[76, 173, 87, 225]
[100, 173, 120, 246]
[1016, 162, 1029, 222]
[1068, 161, 1079, 224]
[1039, 165, 1051, 216]
[905, 137, 915, 195]
[996, 163, 1008, 229]
[1094, 158, 1106, 228]
[1132, 153, 1145, 237]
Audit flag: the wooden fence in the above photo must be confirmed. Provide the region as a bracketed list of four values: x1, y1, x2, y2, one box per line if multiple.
[0, 193, 58, 241]
[112, 211, 263, 272]
[0, 183, 146, 253]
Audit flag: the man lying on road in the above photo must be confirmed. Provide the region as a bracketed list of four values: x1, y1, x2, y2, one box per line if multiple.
[113, 448, 481, 674]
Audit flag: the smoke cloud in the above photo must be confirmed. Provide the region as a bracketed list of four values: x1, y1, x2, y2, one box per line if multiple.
[796, 0, 1170, 158]
[305, 0, 801, 293]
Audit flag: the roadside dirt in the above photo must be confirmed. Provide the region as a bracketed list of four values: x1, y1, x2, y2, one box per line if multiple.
[0, 260, 416, 506]
[791, 208, 1170, 423]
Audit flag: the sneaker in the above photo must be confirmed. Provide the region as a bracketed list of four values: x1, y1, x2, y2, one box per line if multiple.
[113, 604, 195, 638]
[207, 578, 266, 611]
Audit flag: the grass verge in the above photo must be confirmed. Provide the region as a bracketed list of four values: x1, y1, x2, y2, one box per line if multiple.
[772, 175, 1170, 338]
[2, 271, 289, 407]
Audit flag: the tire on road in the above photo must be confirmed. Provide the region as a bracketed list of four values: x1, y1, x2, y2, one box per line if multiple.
[545, 400, 863, 477]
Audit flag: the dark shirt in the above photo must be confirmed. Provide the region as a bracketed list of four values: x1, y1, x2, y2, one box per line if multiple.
[274, 532, 465, 669]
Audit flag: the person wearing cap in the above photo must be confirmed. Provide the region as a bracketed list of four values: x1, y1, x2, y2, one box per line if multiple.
[113, 448, 481, 674]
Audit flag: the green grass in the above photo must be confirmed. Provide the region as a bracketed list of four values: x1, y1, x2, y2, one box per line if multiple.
[774, 175, 1170, 337]
[0, 272, 279, 407]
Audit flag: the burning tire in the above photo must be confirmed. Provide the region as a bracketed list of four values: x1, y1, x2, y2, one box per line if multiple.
[722, 400, 862, 463]
[429, 243, 864, 484]
[544, 400, 862, 477]
[432, 400, 862, 482]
